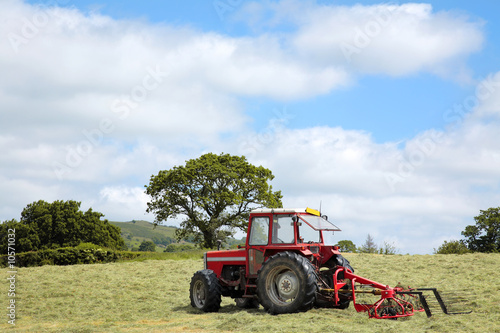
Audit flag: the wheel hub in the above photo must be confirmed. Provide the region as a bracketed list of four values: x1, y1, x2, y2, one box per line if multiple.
[193, 280, 206, 307]
[277, 272, 298, 300]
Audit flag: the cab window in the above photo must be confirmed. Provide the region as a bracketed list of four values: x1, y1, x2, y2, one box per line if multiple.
[249, 216, 269, 245]
[298, 221, 321, 243]
[272, 215, 295, 244]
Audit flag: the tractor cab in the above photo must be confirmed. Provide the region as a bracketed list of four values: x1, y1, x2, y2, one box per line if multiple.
[246, 208, 342, 277]
[248, 207, 341, 245]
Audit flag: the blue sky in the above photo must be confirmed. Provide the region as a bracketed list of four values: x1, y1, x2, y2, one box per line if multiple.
[25, 0, 499, 143]
[2, 0, 500, 254]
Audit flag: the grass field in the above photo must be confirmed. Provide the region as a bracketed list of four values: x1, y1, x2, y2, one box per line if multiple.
[1, 253, 499, 332]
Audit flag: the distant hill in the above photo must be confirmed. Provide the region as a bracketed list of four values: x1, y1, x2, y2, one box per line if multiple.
[110, 220, 245, 251]
[109, 220, 178, 251]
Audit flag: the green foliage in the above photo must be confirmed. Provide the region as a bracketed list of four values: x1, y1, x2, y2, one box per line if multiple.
[151, 235, 175, 246]
[462, 207, 500, 253]
[145, 153, 282, 249]
[109, 220, 176, 240]
[224, 237, 246, 249]
[164, 243, 196, 252]
[76, 242, 105, 250]
[379, 241, 398, 255]
[356, 235, 398, 254]
[109, 220, 178, 251]
[138, 240, 156, 252]
[0, 246, 128, 267]
[0, 200, 125, 253]
[358, 234, 378, 253]
[434, 240, 470, 254]
[337, 240, 357, 253]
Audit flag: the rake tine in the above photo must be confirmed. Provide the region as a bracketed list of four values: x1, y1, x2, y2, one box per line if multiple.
[416, 288, 473, 315]
[396, 291, 432, 317]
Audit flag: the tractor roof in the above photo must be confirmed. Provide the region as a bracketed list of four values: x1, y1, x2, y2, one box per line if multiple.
[250, 207, 321, 216]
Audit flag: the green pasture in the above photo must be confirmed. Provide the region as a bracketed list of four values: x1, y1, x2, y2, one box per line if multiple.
[1, 253, 499, 332]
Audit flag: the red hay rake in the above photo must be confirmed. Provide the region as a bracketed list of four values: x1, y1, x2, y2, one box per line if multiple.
[321, 267, 473, 319]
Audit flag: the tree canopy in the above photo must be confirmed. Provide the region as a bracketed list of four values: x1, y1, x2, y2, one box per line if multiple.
[336, 240, 357, 253]
[434, 240, 470, 254]
[462, 207, 500, 253]
[435, 207, 500, 254]
[138, 240, 156, 252]
[0, 200, 125, 253]
[145, 153, 282, 248]
[358, 234, 378, 253]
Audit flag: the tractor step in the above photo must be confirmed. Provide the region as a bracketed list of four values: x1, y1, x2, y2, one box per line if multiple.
[244, 284, 257, 296]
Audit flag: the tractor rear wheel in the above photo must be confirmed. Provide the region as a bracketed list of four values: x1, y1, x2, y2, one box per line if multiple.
[257, 252, 317, 314]
[190, 269, 221, 312]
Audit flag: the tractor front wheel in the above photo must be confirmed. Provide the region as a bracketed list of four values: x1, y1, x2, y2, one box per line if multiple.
[257, 252, 317, 314]
[189, 269, 222, 312]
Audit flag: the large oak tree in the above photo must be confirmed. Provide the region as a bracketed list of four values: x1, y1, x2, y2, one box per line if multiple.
[145, 153, 282, 248]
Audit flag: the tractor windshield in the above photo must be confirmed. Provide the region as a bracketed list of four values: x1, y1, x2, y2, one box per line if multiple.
[298, 215, 341, 231]
[297, 214, 341, 245]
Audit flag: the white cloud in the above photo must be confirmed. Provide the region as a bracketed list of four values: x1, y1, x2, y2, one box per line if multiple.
[220, 71, 500, 254]
[236, 1, 484, 77]
[0, 1, 497, 255]
[95, 185, 153, 222]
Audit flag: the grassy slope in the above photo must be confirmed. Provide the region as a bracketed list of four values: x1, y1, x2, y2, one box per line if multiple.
[109, 220, 177, 251]
[1, 253, 499, 332]
[109, 220, 177, 239]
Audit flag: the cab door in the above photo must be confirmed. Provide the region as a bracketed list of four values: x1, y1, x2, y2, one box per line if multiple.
[246, 214, 270, 276]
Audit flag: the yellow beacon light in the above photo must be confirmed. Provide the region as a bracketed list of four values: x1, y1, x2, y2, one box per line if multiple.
[306, 207, 321, 216]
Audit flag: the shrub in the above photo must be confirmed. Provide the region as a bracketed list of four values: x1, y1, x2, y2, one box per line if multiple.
[138, 240, 156, 252]
[0, 246, 144, 267]
[434, 240, 470, 254]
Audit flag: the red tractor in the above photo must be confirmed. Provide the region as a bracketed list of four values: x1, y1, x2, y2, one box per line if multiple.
[189, 208, 467, 319]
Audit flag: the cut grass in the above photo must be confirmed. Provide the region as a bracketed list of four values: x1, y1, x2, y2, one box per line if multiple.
[118, 250, 205, 262]
[1, 253, 499, 332]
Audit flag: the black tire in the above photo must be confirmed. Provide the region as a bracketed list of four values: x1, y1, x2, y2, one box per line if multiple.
[315, 254, 353, 309]
[235, 297, 260, 309]
[189, 269, 222, 312]
[257, 252, 317, 314]
[315, 272, 351, 309]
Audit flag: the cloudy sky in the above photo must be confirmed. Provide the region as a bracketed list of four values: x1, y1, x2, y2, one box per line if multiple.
[1, 0, 499, 254]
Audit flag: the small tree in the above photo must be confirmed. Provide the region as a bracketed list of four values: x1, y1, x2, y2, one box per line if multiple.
[337, 240, 357, 253]
[434, 240, 470, 254]
[379, 241, 398, 255]
[138, 240, 156, 252]
[358, 234, 378, 253]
